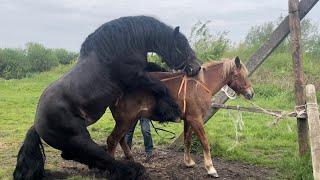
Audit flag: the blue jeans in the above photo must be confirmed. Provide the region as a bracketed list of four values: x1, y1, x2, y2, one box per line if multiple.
[125, 117, 153, 156]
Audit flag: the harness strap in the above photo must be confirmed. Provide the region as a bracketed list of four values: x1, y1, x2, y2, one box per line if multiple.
[160, 75, 184, 82]
[178, 75, 188, 113]
[162, 74, 213, 114]
[193, 79, 211, 94]
[149, 120, 176, 139]
[177, 75, 211, 114]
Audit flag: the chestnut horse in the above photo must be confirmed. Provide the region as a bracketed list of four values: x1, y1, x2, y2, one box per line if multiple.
[108, 57, 254, 177]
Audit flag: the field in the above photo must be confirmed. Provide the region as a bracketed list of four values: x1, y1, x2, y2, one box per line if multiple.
[0, 62, 318, 179]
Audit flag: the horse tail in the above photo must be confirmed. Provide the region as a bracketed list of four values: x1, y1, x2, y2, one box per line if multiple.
[136, 73, 181, 123]
[13, 125, 45, 180]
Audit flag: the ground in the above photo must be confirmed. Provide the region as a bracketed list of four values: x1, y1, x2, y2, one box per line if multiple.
[44, 146, 276, 180]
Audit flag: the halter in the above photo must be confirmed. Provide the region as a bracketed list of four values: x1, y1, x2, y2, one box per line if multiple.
[171, 41, 195, 73]
[229, 69, 251, 91]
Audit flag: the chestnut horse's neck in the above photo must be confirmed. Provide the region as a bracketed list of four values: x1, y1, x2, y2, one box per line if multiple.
[199, 60, 234, 96]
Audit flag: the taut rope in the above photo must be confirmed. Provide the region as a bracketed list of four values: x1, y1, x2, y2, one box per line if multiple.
[161, 74, 211, 114]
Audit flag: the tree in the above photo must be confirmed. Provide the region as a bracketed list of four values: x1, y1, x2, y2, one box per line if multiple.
[0, 48, 30, 79]
[189, 20, 230, 63]
[53, 48, 77, 65]
[26, 42, 59, 72]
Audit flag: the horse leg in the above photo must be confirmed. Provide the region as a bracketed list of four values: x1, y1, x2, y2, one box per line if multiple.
[119, 136, 134, 161]
[70, 134, 145, 179]
[38, 115, 144, 180]
[183, 121, 196, 167]
[107, 121, 136, 159]
[188, 117, 218, 178]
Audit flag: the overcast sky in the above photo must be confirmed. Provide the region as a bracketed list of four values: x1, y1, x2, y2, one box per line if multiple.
[1, 0, 319, 52]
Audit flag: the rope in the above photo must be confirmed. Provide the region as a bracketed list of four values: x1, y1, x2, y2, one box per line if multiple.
[219, 84, 308, 133]
[242, 98, 282, 118]
[221, 85, 236, 99]
[149, 120, 176, 139]
[295, 104, 307, 118]
[227, 109, 244, 151]
[176, 74, 211, 114]
[241, 97, 294, 132]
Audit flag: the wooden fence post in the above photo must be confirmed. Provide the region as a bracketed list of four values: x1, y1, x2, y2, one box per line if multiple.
[306, 84, 320, 179]
[289, 0, 309, 156]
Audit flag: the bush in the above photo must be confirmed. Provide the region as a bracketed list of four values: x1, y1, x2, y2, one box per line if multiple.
[53, 48, 78, 65]
[0, 48, 30, 79]
[0, 42, 77, 79]
[26, 42, 59, 72]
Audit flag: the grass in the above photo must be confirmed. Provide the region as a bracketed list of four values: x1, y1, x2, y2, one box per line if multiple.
[0, 64, 316, 179]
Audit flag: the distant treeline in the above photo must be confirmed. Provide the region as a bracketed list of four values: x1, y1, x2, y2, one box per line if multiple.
[0, 42, 78, 79]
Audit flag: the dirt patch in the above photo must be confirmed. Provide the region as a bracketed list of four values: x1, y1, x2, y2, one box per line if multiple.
[45, 146, 276, 180]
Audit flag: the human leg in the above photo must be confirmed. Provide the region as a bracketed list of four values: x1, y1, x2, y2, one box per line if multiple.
[139, 117, 153, 156]
[125, 120, 138, 149]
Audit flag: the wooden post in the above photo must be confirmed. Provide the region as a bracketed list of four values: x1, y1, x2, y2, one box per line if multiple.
[168, 0, 319, 149]
[289, 0, 309, 156]
[306, 84, 320, 179]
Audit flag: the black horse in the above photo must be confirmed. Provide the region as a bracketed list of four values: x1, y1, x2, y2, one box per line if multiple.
[13, 16, 200, 180]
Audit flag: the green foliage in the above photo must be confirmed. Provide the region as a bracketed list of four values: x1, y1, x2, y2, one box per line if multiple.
[0, 42, 77, 79]
[254, 84, 286, 98]
[278, 152, 313, 180]
[189, 21, 230, 63]
[244, 22, 274, 49]
[189, 135, 203, 154]
[147, 53, 169, 69]
[26, 42, 59, 72]
[53, 48, 78, 65]
[301, 18, 320, 58]
[0, 48, 30, 79]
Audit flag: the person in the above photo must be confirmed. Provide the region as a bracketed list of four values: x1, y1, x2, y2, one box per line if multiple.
[125, 116, 153, 160]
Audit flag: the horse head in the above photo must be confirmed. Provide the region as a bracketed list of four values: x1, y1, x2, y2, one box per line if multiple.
[228, 57, 254, 100]
[170, 26, 201, 76]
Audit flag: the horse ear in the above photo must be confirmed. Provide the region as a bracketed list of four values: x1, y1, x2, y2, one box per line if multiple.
[174, 26, 180, 36]
[235, 56, 241, 68]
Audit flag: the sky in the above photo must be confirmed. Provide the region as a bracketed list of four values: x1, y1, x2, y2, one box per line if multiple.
[1, 0, 319, 52]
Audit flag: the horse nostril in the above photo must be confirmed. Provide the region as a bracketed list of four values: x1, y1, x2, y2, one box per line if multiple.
[245, 93, 252, 100]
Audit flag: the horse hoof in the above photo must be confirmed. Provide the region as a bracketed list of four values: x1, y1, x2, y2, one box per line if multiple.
[208, 168, 219, 178]
[184, 160, 196, 167]
[209, 172, 219, 178]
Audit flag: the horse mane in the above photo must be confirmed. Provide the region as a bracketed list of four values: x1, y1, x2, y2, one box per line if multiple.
[201, 58, 248, 79]
[80, 16, 177, 63]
